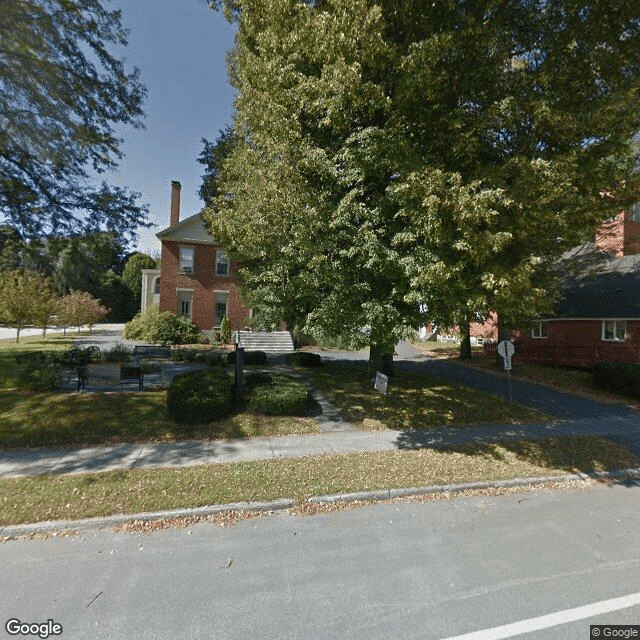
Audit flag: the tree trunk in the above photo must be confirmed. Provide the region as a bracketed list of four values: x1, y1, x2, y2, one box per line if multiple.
[459, 322, 472, 359]
[368, 342, 394, 378]
[15, 326, 20, 343]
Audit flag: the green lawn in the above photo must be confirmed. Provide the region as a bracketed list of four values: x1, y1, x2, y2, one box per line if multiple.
[1, 435, 636, 525]
[0, 336, 318, 448]
[302, 363, 548, 430]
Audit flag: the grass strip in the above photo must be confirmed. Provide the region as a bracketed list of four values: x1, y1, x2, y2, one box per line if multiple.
[303, 363, 548, 430]
[1, 435, 636, 525]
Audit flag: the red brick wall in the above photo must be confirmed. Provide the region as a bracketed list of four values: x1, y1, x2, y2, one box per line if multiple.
[515, 319, 640, 366]
[159, 240, 251, 330]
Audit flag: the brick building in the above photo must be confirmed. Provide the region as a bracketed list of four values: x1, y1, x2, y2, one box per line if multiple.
[511, 207, 640, 367]
[141, 181, 251, 337]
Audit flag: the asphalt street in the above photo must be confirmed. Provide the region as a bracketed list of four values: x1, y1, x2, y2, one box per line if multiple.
[1, 483, 639, 640]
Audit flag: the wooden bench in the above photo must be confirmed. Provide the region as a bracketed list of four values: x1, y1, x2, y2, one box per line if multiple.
[133, 345, 171, 359]
[120, 365, 144, 390]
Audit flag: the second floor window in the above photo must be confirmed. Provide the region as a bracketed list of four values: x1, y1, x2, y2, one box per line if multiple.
[179, 246, 195, 273]
[216, 250, 230, 276]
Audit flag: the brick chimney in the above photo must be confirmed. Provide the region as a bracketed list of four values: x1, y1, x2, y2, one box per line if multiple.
[596, 209, 640, 256]
[170, 180, 181, 227]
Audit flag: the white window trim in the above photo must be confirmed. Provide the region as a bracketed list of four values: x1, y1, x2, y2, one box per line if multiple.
[178, 245, 195, 274]
[531, 321, 548, 339]
[177, 288, 194, 320]
[602, 319, 626, 342]
[213, 290, 230, 328]
[215, 249, 230, 277]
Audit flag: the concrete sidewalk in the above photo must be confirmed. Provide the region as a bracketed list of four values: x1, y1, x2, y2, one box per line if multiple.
[1, 337, 639, 480]
[0, 415, 633, 479]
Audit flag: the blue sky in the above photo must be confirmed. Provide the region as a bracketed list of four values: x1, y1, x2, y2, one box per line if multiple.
[108, 0, 236, 254]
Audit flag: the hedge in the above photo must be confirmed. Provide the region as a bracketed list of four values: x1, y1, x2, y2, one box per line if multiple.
[249, 376, 309, 416]
[227, 350, 268, 365]
[286, 352, 322, 367]
[592, 361, 640, 399]
[166, 368, 232, 424]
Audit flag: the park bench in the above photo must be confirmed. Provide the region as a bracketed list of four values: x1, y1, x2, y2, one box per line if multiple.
[132, 345, 171, 359]
[120, 365, 144, 390]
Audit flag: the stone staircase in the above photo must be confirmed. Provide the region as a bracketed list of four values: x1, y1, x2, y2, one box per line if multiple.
[233, 330, 295, 353]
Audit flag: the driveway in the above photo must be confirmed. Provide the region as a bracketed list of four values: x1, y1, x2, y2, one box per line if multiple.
[314, 341, 640, 453]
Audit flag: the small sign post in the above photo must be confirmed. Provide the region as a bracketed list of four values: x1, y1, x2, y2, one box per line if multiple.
[497, 340, 515, 404]
[374, 371, 388, 395]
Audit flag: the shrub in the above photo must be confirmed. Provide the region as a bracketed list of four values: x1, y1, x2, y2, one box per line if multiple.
[286, 351, 322, 367]
[244, 372, 274, 389]
[592, 361, 640, 399]
[250, 376, 309, 416]
[124, 306, 204, 345]
[166, 368, 232, 424]
[220, 316, 232, 345]
[15, 357, 64, 391]
[172, 349, 226, 366]
[227, 350, 268, 365]
[103, 344, 132, 363]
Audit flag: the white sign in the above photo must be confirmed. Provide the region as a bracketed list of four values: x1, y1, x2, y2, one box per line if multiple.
[503, 355, 512, 371]
[497, 340, 515, 358]
[374, 371, 388, 395]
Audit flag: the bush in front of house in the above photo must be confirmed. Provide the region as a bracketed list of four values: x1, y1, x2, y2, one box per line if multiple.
[592, 361, 640, 399]
[124, 305, 204, 345]
[227, 350, 268, 365]
[286, 352, 321, 367]
[166, 368, 232, 423]
[244, 371, 274, 389]
[171, 348, 225, 366]
[249, 375, 309, 416]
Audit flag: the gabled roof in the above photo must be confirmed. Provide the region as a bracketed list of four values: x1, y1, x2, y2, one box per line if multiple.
[155, 212, 216, 244]
[555, 251, 640, 319]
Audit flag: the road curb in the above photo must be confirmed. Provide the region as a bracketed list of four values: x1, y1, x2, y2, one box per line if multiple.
[2, 468, 639, 538]
[306, 467, 640, 505]
[0, 498, 294, 539]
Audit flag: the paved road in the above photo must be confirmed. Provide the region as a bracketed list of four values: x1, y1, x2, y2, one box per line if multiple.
[1, 483, 639, 639]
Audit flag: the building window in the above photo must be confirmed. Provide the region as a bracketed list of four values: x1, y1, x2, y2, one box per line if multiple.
[177, 290, 193, 320]
[153, 277, 160, 294]
[629, 202, 640, 223]
[216, 250, 230, 276]
[531, 321, 548, 339]
[602, 320, 626, 342]
[179, 246, 195, 274]
[214, 292, 229, 327]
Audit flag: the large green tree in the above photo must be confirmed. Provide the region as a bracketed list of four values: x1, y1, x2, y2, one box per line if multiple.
[206, 0, 640, 373]
[0, 0, 149, 240]
[198, 126, 238, 205]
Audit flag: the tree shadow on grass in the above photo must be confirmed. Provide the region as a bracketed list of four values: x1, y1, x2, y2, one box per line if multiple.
[394, 431, 640, 483]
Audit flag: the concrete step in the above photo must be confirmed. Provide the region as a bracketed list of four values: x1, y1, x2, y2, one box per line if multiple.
[233, 330, 295, 353]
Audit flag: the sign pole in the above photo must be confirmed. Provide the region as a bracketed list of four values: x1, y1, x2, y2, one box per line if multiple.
[497, 340, 515, 406]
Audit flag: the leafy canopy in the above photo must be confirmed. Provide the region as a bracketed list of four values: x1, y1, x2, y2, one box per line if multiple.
[205, 0, 640, 365]
[0, 0, 149, 240]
